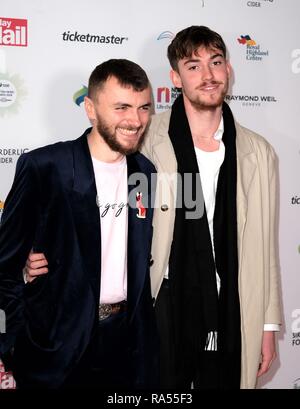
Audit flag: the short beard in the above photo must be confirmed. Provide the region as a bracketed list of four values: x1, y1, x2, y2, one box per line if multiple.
[96, 114, 147, 156]
[186, 80, 228, 111]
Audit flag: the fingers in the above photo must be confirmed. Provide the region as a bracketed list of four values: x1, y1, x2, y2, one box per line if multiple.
[26, 258, 48, 271]
[24, 252, 49, 282]
[257, 353, 276, 377]
[28, 252, 48, 263]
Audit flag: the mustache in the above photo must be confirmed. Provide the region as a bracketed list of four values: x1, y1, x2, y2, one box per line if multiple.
[196, 80, 223, 89]
[119, 125, 142, 132]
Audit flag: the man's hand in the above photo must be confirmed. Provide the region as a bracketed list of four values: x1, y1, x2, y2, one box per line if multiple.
[24, 252, 48, 283]
[257, 331, 276, 377]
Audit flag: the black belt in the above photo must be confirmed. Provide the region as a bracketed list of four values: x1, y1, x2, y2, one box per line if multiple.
[99, 300, 127, 321]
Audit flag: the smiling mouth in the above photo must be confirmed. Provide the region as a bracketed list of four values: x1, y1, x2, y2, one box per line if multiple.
[117, 127, 141, 137]
[199, 83, 221, 92]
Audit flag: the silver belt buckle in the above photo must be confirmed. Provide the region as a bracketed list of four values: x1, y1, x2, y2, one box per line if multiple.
[99, 304, 112, 320]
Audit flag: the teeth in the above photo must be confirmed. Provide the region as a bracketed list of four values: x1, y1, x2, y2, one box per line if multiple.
[117, 127, 138, 135]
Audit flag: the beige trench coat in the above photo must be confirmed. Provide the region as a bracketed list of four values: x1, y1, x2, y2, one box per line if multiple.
[141, 110, 282, 389]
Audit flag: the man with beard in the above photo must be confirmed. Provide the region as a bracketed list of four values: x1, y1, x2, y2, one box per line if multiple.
[142, 25, 282, 389]
[0, 59, 158, 389]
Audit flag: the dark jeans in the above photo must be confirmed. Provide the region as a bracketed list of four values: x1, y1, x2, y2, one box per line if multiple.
[62, 311, 132, 389]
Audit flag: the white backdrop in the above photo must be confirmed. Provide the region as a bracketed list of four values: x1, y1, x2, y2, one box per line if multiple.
[0, 0, 299, 389]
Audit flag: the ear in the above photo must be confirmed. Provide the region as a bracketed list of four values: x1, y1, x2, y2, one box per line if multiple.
[84, 96, 96, 121]
[170, 69, 182, 88]
[226, 61, 232, 79]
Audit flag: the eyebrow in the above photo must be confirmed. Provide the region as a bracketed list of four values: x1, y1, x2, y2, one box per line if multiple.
[183, 53, 224, 65]
[113, 102, 152, 108]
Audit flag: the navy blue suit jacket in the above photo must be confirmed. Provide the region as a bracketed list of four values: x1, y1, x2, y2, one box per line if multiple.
[0, 128, 158, 388]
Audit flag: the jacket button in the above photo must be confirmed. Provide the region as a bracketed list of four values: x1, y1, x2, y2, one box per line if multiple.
[149, 258, 154, 266]
[161, 204, 169, 212]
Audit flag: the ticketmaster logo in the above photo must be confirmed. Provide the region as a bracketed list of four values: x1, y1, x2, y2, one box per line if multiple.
[62, 30, 128, 45]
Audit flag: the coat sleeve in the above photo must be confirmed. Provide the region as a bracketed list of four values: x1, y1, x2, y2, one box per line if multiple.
[0, 153, 41, 357]
[264, 145, 282, 324]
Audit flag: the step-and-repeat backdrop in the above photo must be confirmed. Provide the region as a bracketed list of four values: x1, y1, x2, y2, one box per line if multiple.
[0, 0, 299, 389]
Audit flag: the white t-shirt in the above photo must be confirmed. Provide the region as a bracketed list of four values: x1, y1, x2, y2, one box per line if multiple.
[92, 156, 128, 304]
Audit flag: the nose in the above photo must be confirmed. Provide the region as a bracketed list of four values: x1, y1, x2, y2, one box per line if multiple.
[128, 109, 142, 128]
[202, 64, 213, 81]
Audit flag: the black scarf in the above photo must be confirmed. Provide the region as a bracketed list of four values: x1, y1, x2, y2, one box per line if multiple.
[167, 95, 241, 389]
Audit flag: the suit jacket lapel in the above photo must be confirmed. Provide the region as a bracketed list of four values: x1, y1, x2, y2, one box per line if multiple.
[126, 154, 152, 323]
[70, 129, 101, 302]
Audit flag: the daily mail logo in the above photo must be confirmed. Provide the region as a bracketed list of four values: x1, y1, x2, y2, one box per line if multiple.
[0, 17, 28, 47]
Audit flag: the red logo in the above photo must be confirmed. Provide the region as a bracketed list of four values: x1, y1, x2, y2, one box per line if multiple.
[0, 17, 28, 47]
[157, 87, 170, 103]
[0, 361, 16, 389]
[136, 192, 146, 219]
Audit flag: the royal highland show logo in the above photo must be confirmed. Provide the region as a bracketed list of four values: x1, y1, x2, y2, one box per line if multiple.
[238, 35, 269, 61]
[155, 86, 181, 111]
[0, 17, 27, 47]
[291, 309, 300, 347]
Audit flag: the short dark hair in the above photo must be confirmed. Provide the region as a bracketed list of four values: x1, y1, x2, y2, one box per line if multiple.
[88, 58, 149, 100]
[167, 26, 227, 71]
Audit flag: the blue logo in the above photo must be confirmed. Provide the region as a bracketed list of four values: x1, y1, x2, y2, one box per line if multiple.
[73, 85, 88, 106]
[157, 31, 174, 41]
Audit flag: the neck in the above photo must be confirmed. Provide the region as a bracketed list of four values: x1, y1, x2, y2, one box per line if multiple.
[183, 96, 223, 152]
[87, 127, 124, 163]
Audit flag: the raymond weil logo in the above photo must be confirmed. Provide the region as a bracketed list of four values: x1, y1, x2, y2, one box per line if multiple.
[73, 86, 88, 106]
[155, 86, 181, 111]
[225, 94, 277, 107]
[238, 35, 269, 61]
[0, 17, 27, 47]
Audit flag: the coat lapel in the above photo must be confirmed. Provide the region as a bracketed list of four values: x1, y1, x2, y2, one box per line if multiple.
[126, 154, 153, 323]
[152, 111, 178, 207]
[235, 122, 257, 263]
[70, 130, 101, 302]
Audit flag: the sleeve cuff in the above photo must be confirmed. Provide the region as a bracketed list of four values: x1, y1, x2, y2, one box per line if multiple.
[264, 324, 280, 331]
